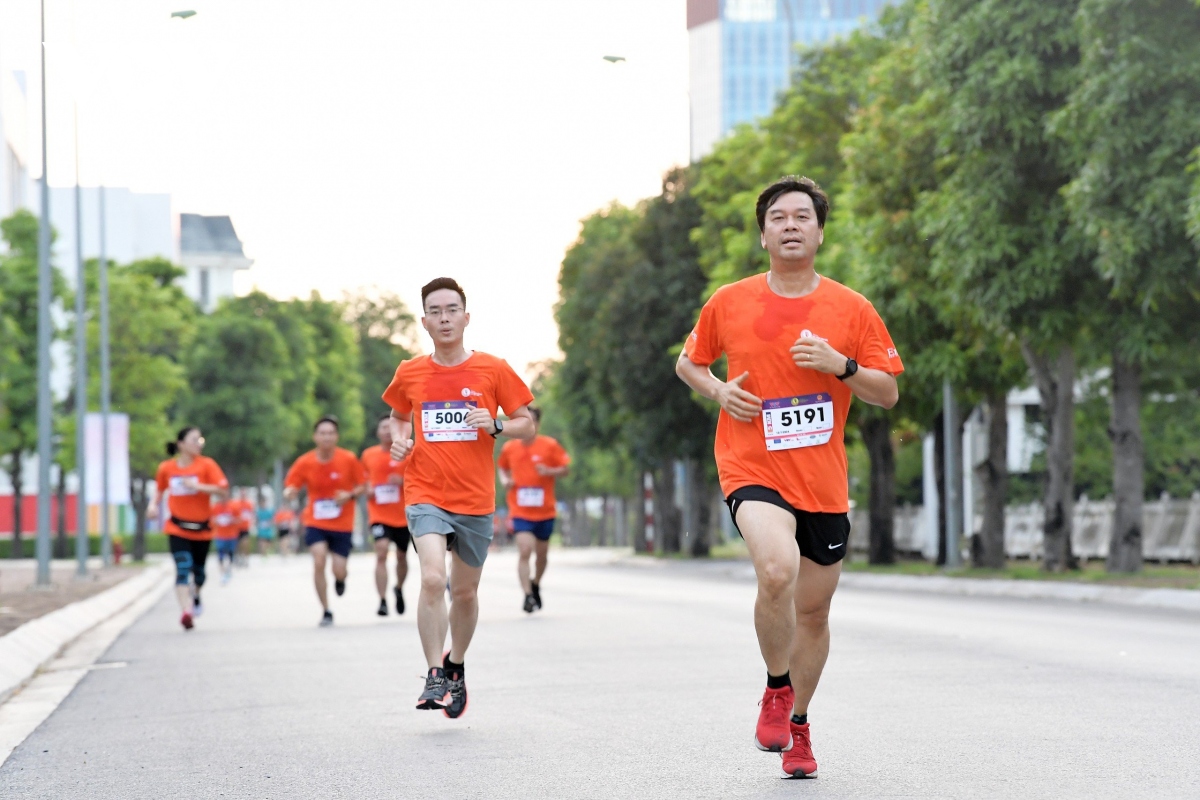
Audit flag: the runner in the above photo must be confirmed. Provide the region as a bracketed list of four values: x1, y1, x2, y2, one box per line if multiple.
[283, 416, 368, 627]
[382, 277, 535, 719]
[255, 493, 276, 555]
[274, 506, 296, 554]
[150, 426, 229, 630]
[210, 495, 241, 585]
[361, 414, 411, 617]
[497, 407, 570, 613]
[233, 488, 255, 567]
[675, 177, 902, 779]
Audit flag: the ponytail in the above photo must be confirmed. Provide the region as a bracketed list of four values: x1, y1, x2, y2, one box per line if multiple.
[166, 441, 179, 456]
[168, 426, 200, 457]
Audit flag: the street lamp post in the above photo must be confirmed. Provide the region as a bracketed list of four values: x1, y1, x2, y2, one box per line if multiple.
[35, 0, 53, 586]
[99, 187, 111, 564]
[74, 110, 88, 576]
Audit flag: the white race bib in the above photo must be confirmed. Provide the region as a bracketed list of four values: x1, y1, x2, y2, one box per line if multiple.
[214, 513, 234, 527]
[169, 476, 197, 496]
[313, 499, 341, 520]
[516, 487, 545, 508]
[761, 393, 835, 451]
[374, 484, 401, 505]
[422, 401, 479, 442]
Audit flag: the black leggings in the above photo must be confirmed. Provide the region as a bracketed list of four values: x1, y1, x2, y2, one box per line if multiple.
[169, 535, 212, 587]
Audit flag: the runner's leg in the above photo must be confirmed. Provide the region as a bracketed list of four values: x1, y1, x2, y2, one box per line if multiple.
[374, 537, 390, 599]
[515, 531, 535, 595]
[311, 541, 330, 609]
[395, 540, 408, 589]
[447, 550, 484, 663]
[790, 558, 841, 715]
[736, 501, 800, 676]
[330, 553, 348, 584]
[414, 532, 450, 668]
[533, 538, 550, 584]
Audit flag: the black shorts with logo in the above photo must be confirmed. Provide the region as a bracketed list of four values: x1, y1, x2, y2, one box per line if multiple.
[371, 523, 411, 551]
[725, 485, 850, 566]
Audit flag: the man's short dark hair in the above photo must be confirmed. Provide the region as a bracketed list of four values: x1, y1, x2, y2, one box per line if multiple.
[314, 415, 339, 432]
[378, 414, 393, 425]
[529, 406, 543, 424]
[421, 277, 466, 310]
[755, 176, 830, 232]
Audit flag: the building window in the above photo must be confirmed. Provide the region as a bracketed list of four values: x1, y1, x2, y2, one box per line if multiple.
[200, 268, 210, 310]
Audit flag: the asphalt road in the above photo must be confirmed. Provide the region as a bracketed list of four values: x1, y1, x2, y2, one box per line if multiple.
[1, 548, 1197, 799]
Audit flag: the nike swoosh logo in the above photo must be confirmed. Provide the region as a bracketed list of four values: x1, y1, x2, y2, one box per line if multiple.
[828, 542, 844, 549]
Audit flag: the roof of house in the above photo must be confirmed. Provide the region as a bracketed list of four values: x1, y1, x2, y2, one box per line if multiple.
[180, 214, 246, 256]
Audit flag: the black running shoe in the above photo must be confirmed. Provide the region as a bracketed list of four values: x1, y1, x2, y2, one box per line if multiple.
[417, 668, 450, 710]
[531, 581, 542, 610]
[394, 586, 405, 615]
[335, 579, 346, 597]
[442, 655, 468, 719]
[523, 594, 536, 614]
[320, 610, 334, 627]
[192, 595, 203, 617]
[377, 599, 388, 617]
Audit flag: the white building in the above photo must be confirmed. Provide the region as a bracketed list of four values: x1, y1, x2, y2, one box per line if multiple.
[1, 68, 33, 220]
[179, 213, 253, 312]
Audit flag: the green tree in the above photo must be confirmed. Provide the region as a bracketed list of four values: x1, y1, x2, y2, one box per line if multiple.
[294, 293, 364, 449]
[0, 210, 66, 556]
[1054, 0, 1200, 572]
[344, 288, 417, 450]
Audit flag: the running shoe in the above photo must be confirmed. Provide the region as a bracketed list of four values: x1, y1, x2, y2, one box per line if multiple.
[394, 586, 405, 615]
[442, 653, 468, 719]
[531, 581, 542, 609]
[335, 579, 346, 597]
[523, 594, 536, 614]
[320, 610, 334, 627]
[192, 595, 203, 616]
[377, 599, 388, 617]
[417, 668, 450, 710]
[180, 612, 194, 630]
[781, 721, 818, 779]
[755, 685, 795, 752]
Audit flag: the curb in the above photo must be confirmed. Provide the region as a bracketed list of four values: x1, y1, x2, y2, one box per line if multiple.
[0, 560, 173, 703]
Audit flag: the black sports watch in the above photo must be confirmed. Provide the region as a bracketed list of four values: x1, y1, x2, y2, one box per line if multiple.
[837, 358, 858, 381]
[490, 417, 504, 438]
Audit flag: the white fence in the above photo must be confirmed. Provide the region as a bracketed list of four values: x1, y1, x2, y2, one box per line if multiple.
[850, 492, 1200, 563]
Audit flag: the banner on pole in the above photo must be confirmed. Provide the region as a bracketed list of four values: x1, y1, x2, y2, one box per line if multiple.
[85, 413, 131, 504]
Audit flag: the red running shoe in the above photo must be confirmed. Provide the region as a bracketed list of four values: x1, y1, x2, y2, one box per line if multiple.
[754, 685, 794, 752]
[780, 720, 818, 779]
[180, 612, 194, 630]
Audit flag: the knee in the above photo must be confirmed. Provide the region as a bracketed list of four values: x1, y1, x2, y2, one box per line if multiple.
[758, 562, 795, 599]
[173, 553, 192, 585]
[450, 583, 477, 605]
[420, 568, 446, 595]
[193, 565, 207, 587]
[796, 603, 831, 631]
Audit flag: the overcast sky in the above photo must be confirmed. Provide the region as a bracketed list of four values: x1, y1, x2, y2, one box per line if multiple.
[3, 0, 691, 376]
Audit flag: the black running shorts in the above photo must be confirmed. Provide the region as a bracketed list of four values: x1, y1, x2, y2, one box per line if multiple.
[725, 485, 850, 566]
[371, 523, 411, 550]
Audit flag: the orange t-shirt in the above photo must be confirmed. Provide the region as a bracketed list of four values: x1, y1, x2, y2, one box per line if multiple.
[498, 436, 570, 522]
[382, 352, 534, 516]
[210, 500, 241, 541]
[361, 444, 408, 527]
[274, 508, 296, 528]
[684, 273, 903, 513]
[231, 499, 255, 532]
[284, 448, 367, 533]
[155, 456, 229, 540]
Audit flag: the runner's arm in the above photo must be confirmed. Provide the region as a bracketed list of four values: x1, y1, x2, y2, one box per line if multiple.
[675, 352, 763, 423]
[465, 404, 535, 439]
[389, 412, 414, 459]
[498, 467, 514, 488]
[535, 463, 569, 477]
[790, 337, 898, 409]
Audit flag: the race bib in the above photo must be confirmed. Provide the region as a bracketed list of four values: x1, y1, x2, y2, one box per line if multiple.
[169, 476, 197, 496]
[762, 393, 835, 451]
[214, 513, 234, 527]
[516, 487, 545, 508]
[374, 484, 401, 505]
[422, 401, 479, 442]
[313, 499, 341, 520]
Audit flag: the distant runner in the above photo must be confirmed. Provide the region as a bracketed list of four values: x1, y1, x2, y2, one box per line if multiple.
[284, 416, 368, 627]
[151, 427, 229, 630]
[383, 277, 535, 719]
[362, 415, 411, 617]
[255, 494, 276, 555]
[275, 507, 297, 554]
[211, 496, 241, 585]
[497, 407, 570, 612]
[233, 488, 255, 567]
[676, 177, 902, 779]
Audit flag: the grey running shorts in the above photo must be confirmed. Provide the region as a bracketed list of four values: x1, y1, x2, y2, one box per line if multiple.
[406, 504, 494, 568]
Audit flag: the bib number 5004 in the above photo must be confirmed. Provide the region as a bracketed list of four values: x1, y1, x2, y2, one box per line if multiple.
[422, 401, 479, 442]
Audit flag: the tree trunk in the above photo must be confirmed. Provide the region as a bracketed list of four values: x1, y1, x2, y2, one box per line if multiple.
[687, 460, 711, 557]
[1107, 352, 1143, 573]
[861, 413, 896, 564]
[1021, 340, 1077, 571]
[54, 465, 69, 558]
[973, 389, 1008, 569]
[933, 412, 947, 566]
[9, 454, 23, 559]
[132, 477, 148, 562]
[632, 477, 648, 553]
[654, 461, 681, 554]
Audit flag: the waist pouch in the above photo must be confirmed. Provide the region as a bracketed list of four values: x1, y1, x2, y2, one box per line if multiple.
[170, 516, 211, 533]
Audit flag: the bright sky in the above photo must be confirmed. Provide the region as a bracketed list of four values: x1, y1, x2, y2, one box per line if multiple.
[4, 0, 691, 376]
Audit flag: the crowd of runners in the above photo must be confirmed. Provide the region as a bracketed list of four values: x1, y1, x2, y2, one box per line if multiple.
[145, 177, 900, 781]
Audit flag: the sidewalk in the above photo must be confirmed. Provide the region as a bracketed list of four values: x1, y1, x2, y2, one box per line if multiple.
[0, 559, 144, 637]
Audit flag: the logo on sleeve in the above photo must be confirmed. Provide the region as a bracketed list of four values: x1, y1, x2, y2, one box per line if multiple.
[887, 348, 899, 359]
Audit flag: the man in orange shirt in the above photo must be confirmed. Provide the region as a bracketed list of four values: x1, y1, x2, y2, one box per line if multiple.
[231, 488, 255, 567]
[497, 407, 570, 613]
[284, 416, 368, 627]
[150, 426, 229, 630]
[362, 414, 411, 616]
[211, 496, 241, 585]
[383, 277, 535, 719]
[676, 177, 903, 780]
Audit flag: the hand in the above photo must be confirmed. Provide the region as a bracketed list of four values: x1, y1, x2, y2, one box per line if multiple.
[791, 337, 847, 375]
[465, 406, 496, 434]
[182, 476, 199, 490]
[390, 438, 414, 460]
[332, 490, 353, 506]
[387, 474, 404, 486]
[715, 372, 763, 423]
[535, 464, 553, 476]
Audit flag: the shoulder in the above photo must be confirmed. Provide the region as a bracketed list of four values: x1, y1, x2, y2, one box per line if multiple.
[471, 351, 512, 372]
[361, 444, 380, 460]
[199, 456, 222, 472]
[156, 459, 172, 474]
[394, 355, 430, 379]
[500, 438, 518, 453]
[292, 451, 315, 468]
[707, 274, 763, 306]
[817, 276, 872, 310]
[337, 447, 360, 463]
